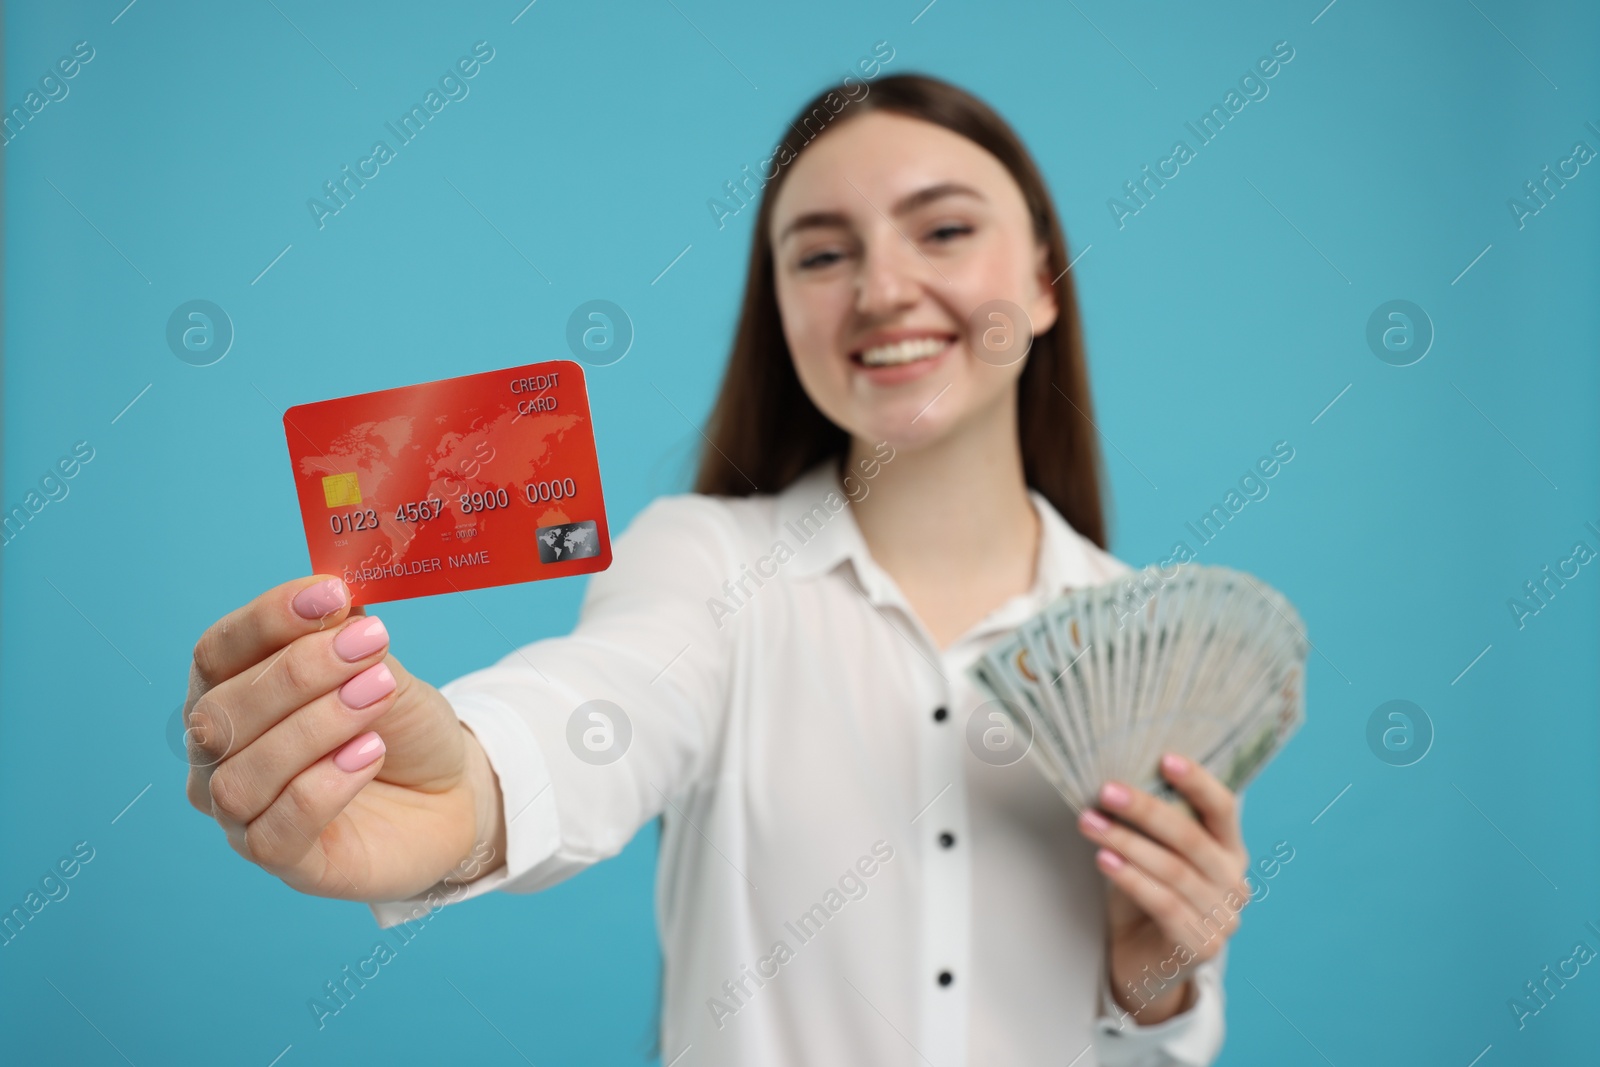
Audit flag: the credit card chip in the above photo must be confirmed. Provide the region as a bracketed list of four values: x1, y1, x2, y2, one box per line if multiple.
[322, 472, 362, 507]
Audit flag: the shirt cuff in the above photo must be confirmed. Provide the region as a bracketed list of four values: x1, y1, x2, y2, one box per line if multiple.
[1092, 950, 1226, 1067]
[366, 690, 567, 930]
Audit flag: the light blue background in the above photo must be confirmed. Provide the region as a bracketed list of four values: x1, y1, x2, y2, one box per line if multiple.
[3, 1, 1597, 1064]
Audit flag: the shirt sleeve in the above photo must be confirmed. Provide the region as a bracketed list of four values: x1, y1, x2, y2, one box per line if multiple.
[367, 493, 743, 929]
[1088, 791, 1247, 1066]
[1091, 945, 1227, 1067]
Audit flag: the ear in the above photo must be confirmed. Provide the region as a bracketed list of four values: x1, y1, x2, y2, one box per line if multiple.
[1030, 241, 1060, 336]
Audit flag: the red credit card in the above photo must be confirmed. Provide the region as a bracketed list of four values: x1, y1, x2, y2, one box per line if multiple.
[282, 359, 611, 606]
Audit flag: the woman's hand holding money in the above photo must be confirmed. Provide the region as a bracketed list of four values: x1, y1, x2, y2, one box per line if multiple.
[1076, 752, 1251, 1025]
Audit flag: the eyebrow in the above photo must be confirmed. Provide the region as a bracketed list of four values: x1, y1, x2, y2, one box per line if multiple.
[777, 181, 986, 242]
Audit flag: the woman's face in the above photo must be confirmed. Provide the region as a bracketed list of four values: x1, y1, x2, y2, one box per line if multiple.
[769, 111, 1058, 450]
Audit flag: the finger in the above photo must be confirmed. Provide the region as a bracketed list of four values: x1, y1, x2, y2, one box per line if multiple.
[190, 575, 352, 693]
[185, 613, 391, 814]
[1158, 753, 1246, 853]
[207, 654, 401, 827]
[1079, 809, 1241, 926]
[241, 731, 388, 890]
[1092, 847, 1206, 948]
[1096, 778, 1239, 888]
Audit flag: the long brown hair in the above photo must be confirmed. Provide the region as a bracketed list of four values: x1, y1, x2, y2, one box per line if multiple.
[691, 73, 1110, 550]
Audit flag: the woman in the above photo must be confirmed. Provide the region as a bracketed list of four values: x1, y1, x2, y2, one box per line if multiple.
[183, 74, 1253, 1065]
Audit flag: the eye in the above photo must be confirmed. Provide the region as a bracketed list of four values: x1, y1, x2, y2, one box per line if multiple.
[927, 222, 973, 243]
[797, 247, 847, 270]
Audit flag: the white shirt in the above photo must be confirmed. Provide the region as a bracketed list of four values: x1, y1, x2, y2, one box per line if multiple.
[369, 458, 1227, 1066]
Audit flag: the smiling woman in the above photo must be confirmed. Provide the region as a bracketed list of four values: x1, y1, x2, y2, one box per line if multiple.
[182, 73, 1249, 1067]
[698, 76, 1108, 557]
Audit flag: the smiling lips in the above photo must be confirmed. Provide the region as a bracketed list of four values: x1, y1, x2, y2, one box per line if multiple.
[854, 335, 954, 367]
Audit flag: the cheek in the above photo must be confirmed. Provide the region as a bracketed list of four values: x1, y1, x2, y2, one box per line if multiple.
[774, 282, 851, 418]
[776, 279, 849, 372]
[779, 298, 824, 359]
[787, 346, 835, 410]
[939, 263, 1040, 376]
[953, 230, 1054, 334]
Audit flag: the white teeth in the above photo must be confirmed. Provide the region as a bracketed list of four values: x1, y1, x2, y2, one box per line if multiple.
[859, 337, 949, 367]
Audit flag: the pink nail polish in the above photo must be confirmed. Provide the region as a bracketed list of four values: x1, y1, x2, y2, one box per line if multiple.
[1162, 753, 1190, 776]
[339, 662, 395, 709]
[333, 616, 388, 662]
[334, 731, 385, 772]
[1080, 809, 1111, 833]
[293, 578, 347, 619]
[1101, 782, 1131, 809]
[1096, 848, 1125, 871]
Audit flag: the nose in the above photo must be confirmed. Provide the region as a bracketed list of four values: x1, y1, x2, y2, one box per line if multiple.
[853, 231, 924, 319]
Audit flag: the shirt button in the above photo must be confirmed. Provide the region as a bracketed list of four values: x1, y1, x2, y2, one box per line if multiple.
[938, 831, 955, 848]
[932, 706, 948, 723]
[937, 970, 954, 987]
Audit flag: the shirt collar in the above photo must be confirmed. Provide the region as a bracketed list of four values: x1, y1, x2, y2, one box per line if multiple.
[776, 457, 1102, 607]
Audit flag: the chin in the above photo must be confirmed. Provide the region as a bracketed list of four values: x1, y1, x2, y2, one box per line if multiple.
[843, 395, 958, 452]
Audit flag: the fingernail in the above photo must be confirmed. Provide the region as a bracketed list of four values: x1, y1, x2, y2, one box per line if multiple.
[1080, 809, 1111, 834]
[1101, 782, 1131, 809]
[1162, 753, 1190, 777]
[333, 616, 389, 662]
[334, 731, 385, 772]
[293, 578, 347, 619]
[340, 662, 395, 709]
[1096, 848, 1125, 871]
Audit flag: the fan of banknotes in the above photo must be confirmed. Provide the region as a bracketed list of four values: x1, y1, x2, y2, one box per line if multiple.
[968, 563, 1308, 811]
